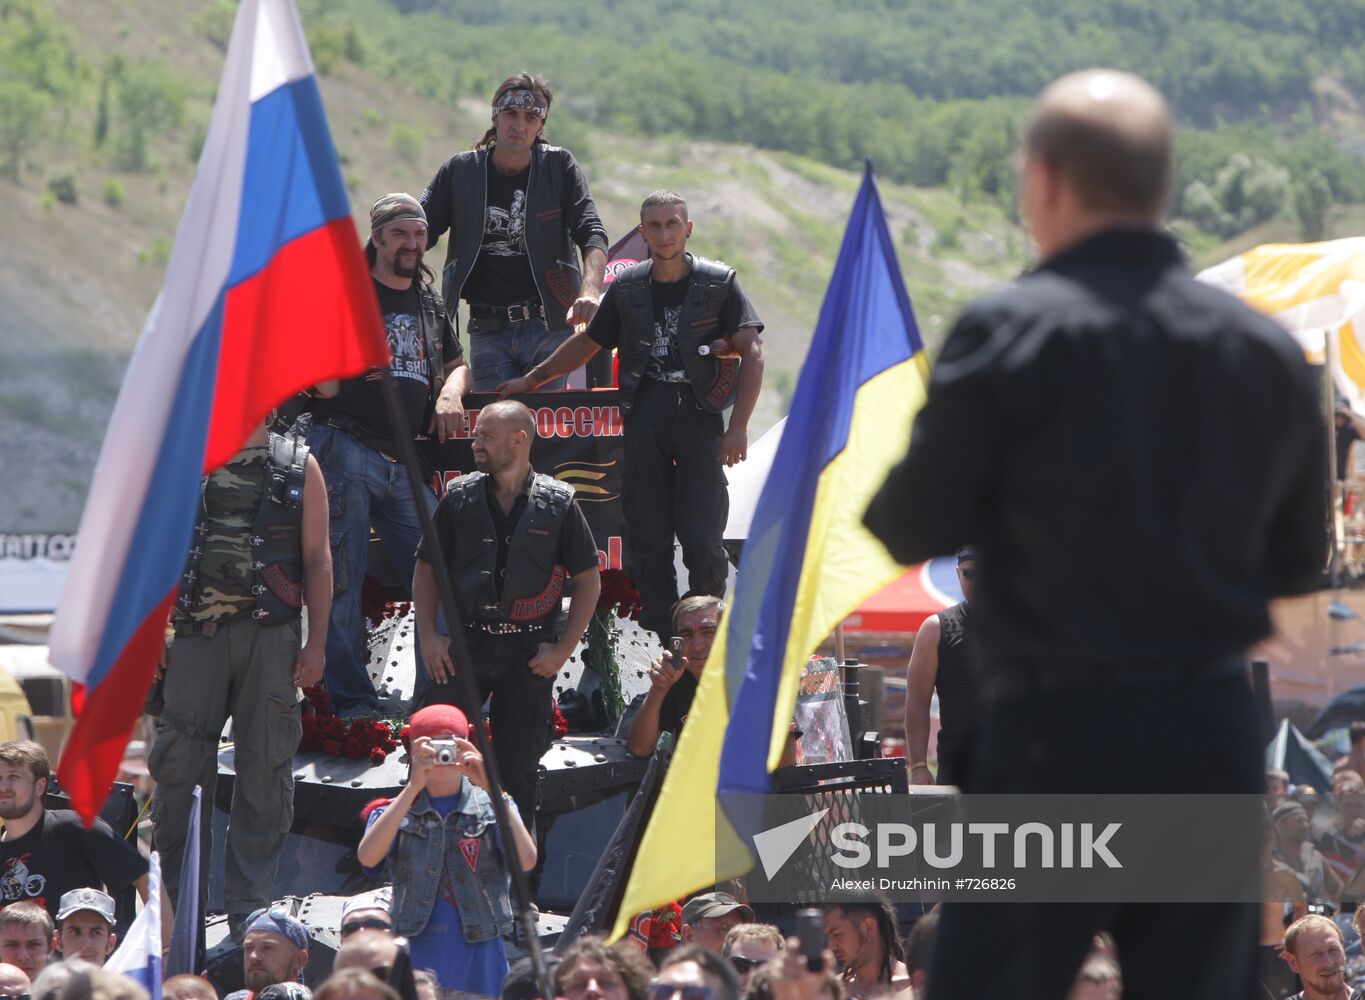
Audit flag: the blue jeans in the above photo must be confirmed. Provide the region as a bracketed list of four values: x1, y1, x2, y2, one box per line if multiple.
[309, 423, 436, 713]
[467, 316, 571, 391]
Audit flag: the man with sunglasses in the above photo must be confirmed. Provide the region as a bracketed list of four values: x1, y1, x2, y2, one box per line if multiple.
[653, 945, 742, 1000]
[720, 924, 783, 994]
[420, 73, 608, 392]
[903, 546, 978, 787]
[338, 889, 391, 941]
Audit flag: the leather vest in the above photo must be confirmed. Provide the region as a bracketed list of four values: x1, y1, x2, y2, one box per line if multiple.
[438, 145, 584, 319]
[441, 470, 576, 623]
[389, 784, 515, 942]
[415, 281, 448, 409]
[611, 254, 740, 414]
[934, 601, 978, 754]
[176, 432, 309, 624]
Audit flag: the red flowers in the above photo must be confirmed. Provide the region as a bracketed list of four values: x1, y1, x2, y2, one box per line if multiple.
[300, 685, 401, 763]
[299, 686, 568, 765]
[597, 569, 643, 621]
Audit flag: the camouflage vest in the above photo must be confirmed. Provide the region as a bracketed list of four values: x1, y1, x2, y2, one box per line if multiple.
[176, 432, 309, 624]
[441, 470, 576, 623]
[611, 253, 741, 415]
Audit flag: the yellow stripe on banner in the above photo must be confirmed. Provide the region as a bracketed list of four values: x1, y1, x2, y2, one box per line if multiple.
[769, 357, 927, 766]
[1340, 321, 1365, 397]
[1239, 241, 1365, 316]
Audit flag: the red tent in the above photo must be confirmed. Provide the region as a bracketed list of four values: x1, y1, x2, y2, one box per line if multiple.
[843, 558, 963, 634]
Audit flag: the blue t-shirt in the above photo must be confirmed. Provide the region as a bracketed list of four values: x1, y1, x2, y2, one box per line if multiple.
[363, 787, 512, 995]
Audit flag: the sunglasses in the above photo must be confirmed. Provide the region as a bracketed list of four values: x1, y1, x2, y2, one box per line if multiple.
[246, 905, 295, 924]
[340, 917, 392, 938]
[728, 956, 763, 974]
[649, 986, 714, 1000]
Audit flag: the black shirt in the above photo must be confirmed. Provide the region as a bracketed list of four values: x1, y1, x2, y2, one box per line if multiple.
[865, 228, 1326, 685]
[586, 266, 763, 382]
[658, 669, 699, 737]
[1337, 420, 1360, 481]
[313, 278, 460, 455]
[0, 809, 148, 922]
[461, 159, 538, 307]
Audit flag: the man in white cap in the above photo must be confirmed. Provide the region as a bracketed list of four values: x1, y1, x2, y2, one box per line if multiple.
[338, 888, 391, 941]
[54, 888, 117, 966]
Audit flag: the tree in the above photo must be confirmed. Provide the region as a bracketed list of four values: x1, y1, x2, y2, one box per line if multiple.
[0, 81, 50, 181]
[1295, 168, 1333, 242]
[111, 59, 187, 172]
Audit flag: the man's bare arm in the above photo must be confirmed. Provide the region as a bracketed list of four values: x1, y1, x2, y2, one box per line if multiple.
[904, 615, 940, 786]
[720, 327, 765, 467]
[496, 330, 603, 397]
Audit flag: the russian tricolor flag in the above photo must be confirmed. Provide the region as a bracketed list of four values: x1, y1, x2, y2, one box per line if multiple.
[48, 0, 389, 823]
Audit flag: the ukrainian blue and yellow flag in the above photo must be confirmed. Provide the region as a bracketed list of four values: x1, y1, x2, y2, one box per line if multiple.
[612, 164, 929, 934]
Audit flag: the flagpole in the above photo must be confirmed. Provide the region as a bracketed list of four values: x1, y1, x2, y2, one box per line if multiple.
[376, 369, 555, 1000]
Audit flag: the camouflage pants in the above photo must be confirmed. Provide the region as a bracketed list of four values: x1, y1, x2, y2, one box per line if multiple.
[149, 616, 301, 917]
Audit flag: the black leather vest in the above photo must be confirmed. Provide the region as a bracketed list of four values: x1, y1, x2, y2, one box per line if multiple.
[415, 281, 448, 408]
[438, 145, 584, 318]
[442, 471, 577, 623]
[609, 254, 741, 415]
[177, 432, 309, 624]
[935, 601, 978, 753]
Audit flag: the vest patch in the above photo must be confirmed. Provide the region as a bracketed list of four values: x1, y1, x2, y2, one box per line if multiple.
[458, 837, 481, 872]
[262, 564, 303, 607]
[509, 564, 567, 621]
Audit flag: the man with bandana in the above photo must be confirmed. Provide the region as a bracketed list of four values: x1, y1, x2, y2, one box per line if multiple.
[420, 73, 609, 391]
[311, 193, 472, 716]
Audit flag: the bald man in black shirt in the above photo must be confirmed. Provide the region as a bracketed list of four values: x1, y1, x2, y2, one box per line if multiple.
[866, 70, 1326, 1000]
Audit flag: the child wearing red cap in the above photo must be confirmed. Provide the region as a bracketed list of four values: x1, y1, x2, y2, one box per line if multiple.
[357, 705, 537, 996]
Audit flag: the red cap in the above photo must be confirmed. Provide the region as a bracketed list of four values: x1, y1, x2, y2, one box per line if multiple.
[409, 704, 470, 739]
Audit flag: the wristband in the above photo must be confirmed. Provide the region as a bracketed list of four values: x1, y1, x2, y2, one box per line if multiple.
[909, 761, 930, 771]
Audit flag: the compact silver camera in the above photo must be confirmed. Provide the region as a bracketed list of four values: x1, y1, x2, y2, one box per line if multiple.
[431, 739, 459, 766]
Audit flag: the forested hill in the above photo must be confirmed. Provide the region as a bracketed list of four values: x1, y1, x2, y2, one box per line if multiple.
[387, 0, 1365, 125]
[303, 0, 1365, 239]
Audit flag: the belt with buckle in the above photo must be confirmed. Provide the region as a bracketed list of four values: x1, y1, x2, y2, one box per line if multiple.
[174, 619, 221, 638]
[463, 620, 550, 635]
[467, 301, 545, 330]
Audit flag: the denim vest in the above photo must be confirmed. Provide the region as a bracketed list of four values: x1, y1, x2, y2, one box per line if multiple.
[389, 782, 515, 942]
[438, 145, 586, 319]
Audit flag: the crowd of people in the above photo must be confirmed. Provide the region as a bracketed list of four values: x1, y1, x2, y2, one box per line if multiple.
[19, 46, 1348, 1000]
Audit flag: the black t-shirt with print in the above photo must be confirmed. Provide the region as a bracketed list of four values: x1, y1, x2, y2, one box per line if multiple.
[461, 160, 539, 308]
[0, 809, 148, 924]
[313, 278, 460, 455]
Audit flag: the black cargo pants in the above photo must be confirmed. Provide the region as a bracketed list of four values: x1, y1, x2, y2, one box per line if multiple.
[622, 380, 730, 638]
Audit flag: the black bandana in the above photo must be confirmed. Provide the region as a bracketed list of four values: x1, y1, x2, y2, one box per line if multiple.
[492, 88, 547, 120]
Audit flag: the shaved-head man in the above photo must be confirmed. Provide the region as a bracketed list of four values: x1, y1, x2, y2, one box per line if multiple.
[867, 69, 1326, 1000]
[412, 398, 601, 831]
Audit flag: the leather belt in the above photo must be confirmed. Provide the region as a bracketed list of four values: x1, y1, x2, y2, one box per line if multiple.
[468, 301, 544, 329]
